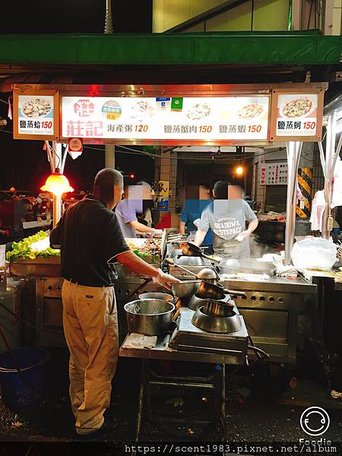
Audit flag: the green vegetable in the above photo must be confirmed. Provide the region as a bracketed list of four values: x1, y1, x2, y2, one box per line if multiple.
[132, 249, 158, 264]
[6, 231, 60, 262]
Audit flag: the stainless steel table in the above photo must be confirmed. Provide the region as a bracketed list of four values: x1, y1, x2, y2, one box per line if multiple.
[119, 335, 246, 441]
[219, 276, 317, 364]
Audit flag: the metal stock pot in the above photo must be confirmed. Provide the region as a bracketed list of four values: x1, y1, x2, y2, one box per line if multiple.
[124, 299, 175, 336]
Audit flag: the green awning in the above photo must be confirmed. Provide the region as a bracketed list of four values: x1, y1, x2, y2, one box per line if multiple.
[0, 31, 341, 66]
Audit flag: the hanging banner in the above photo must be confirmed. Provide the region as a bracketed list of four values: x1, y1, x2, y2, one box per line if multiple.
[270, 89, 324, 142]
[13, 90, 59, 140]
[61, 96, 270, 142]
[154, 180, 170, 211]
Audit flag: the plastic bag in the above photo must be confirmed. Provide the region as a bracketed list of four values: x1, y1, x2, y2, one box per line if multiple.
[291, 237, 337, 270]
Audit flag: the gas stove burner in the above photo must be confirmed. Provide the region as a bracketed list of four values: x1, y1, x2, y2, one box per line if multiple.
[192, 306, 242, 334]
[188, 292, 231, 311]
[168, 308, 248, 360]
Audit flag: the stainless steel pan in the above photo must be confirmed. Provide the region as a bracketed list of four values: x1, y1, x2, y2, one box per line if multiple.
[171, 280, 200, 298]
[202, 300, 235, 317]
[196, 281, 246, 300]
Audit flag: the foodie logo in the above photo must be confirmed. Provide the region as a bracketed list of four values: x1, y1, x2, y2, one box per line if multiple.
[300, 406, 330, 436]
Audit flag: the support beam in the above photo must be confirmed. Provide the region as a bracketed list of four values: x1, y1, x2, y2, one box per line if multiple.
[291, 0, 302, 30]
[105, 144, 115, 169]
[284, 141, 302, 265]
[323, 0, 334, 35]
[52, 142, 63, 228]
[322, 111, 337, 238]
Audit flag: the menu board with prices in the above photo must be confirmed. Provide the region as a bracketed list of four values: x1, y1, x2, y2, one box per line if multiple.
[13, 91, 59, 139]
[61, 96, 270, 142]
[260, 163, 288, 185]
[270, 90, 324, 142]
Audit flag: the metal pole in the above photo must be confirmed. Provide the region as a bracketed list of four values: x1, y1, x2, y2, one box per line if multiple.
[52, 194, 62, 229]
[284, 141, 302, 265]
[322, 111, 337, 238]
[105, 144, 115, 168]
[323, 0, 334, 35]
[52, 142, 63, 228]
[103, 0, 115, 168]
[104, 0, 113, 34]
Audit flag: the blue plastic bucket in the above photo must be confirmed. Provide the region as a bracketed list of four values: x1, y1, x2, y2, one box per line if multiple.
[0, 347, 49, 409]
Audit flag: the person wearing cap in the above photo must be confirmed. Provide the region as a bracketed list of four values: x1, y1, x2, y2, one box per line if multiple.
[50, 168, 179, 437]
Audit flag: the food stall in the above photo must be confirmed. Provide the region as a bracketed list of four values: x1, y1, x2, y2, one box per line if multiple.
[7, 81, 338, 437]
[7, 82, 328, 351]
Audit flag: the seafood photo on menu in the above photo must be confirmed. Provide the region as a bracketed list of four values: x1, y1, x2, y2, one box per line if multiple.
[21, 98, 52, 117]
[281, 98, 313, 118]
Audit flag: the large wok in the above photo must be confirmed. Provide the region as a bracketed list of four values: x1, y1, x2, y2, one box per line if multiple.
[172, 279, 246, 299]
[172, 280, 200, 298]
[196, 281, 246, 300]
[179, 242, 221, 263]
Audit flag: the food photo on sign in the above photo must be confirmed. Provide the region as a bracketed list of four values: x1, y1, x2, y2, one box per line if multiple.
[275, 93, 319, 137]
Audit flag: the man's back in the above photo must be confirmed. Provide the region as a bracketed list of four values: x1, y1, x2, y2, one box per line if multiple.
[51, 198, 128, 286]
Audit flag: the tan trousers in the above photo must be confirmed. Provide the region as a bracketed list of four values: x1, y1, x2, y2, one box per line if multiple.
[61, 279, 118, 435]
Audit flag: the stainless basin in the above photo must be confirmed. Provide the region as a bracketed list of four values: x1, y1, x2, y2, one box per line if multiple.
[175, 256, 208, 267]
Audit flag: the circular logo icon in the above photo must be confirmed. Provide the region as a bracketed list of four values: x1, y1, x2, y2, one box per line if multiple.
[101, 100, 122, 121]
[300, 406, 330, 436]
[68, 138, 82, 152]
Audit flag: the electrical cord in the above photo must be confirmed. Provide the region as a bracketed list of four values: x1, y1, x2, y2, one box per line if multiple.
[247, 344, 270, 360]
[0, 321, 45, 393]
[0, 298, 64, 334]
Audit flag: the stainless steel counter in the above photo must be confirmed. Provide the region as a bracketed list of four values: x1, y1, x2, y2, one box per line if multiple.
[120, 334, 244, 365]
[218, 275, 317, 364]
[220, 276, 317, 294]
[335, 281, 342, 291]
[298, 267, 342, 292]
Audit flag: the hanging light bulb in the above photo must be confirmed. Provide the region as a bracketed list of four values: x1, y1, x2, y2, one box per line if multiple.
[235, 165, 244, 176]
[41, 168, 74, 196]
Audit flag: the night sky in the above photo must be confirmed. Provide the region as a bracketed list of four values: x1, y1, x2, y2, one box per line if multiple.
[0, 0, 154, 193]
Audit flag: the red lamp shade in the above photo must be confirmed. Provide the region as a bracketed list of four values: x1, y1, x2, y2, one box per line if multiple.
[41, 171, 74, 195]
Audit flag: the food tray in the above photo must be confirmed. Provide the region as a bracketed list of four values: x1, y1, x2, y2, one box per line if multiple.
[9, 257, 61, 278]
[125, 234, 166, 264]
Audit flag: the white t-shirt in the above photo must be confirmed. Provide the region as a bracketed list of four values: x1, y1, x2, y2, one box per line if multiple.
[198, 199, 257, 258]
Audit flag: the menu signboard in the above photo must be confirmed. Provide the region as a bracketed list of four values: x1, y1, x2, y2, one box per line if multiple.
[13, 84, 326, 144]
[13, 91, 59, 140]
[260, 163, 288, 186]
[61, 96, 270, 142]
[270, 90, 324, 142]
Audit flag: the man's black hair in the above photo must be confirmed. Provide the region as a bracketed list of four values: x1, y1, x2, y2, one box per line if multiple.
[93, 168, 123, 204]
[213, 180, 230, 199]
